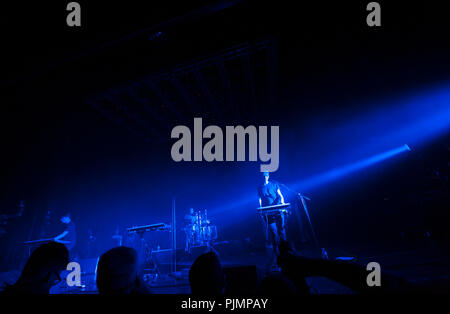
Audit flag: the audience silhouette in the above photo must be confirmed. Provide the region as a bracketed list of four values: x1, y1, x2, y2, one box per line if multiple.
[189, 251, 225, 295]
[2, 241, 69, 294]
[1, 239, 414, 295]
[277, 240, 412, 294]
[96, 246, 150, 294]
[257, 272, 298, 295]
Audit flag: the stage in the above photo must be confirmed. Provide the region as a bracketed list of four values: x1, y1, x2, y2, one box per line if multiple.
[1, 1, 449, 298]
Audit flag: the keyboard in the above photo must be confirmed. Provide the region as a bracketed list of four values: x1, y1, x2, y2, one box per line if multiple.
[257, 203, 290, 214]
[127, 223, 171, 233]
[24, 238, 54, 245]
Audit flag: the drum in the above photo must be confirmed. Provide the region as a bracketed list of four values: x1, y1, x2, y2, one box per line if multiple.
[185, 209, 216, 247]
[201, 224, 217, 242]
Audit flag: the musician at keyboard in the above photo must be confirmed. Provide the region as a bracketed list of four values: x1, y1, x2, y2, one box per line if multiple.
[257, 171, 287, 258]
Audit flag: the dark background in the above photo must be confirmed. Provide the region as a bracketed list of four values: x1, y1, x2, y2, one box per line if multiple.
[0, 1, 449, 270]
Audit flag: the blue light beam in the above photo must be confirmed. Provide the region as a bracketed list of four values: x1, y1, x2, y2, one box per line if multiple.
[292, 144, 411, 192]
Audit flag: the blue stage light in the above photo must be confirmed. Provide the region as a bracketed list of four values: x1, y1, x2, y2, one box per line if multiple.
[210, 83, 450, 221]
[209, 144, 412, 221]
[292, 144, 411, 192]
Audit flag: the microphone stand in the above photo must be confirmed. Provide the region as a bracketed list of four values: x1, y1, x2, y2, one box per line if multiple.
[171, 197, 177, 274]
[276, 181, 329, 259]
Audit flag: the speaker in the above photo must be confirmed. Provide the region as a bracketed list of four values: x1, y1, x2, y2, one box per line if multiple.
[223, 265, 259, 294]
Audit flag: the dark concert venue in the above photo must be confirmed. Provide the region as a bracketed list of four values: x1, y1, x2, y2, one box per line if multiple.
[0, 0, 449, 302]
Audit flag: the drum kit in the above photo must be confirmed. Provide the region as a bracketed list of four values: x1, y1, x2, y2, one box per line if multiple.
[184, 209, 217, 249]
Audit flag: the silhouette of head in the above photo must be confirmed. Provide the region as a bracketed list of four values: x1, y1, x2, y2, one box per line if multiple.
[96, 246, 146, 295]
[60, 212, 71, 224]
[189, 252, 225, 295]
[6, 241, 69, 294]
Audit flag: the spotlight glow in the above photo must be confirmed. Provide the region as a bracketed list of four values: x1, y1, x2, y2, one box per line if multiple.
[292, 144, 411, 191]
